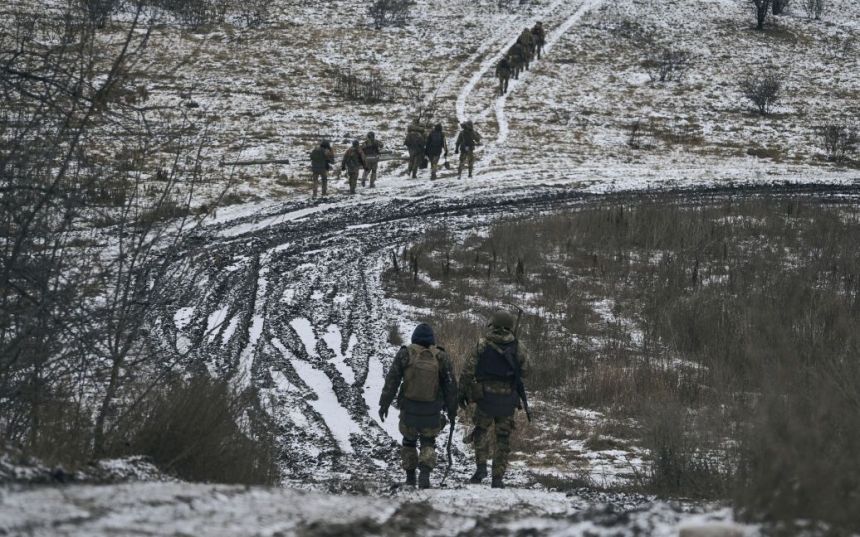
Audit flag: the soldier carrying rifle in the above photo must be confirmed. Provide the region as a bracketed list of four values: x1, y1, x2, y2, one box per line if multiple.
[458, 309, 531, 489]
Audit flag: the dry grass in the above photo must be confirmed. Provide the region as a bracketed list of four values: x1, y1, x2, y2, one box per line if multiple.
[385, 192, 860, 530]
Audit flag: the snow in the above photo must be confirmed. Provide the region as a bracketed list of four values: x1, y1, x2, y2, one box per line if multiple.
[289, 317, 318, 358]
[206, 306, 229, 343]
[173, 306, 195, 330]
[271, 338, 362, 454]
[322, 324, 356, 385]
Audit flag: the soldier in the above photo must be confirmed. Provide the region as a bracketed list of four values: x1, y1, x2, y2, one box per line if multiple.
[404, 119, 426, 179]
[424, 123, 448, 181]
[309, 140, 334, 198]
[518, 28, 535, 71]
[508, 41, 524, 80]
[458, 310, 530, 489]
[454, 120, 481, 179]
[379, 323, 458, 489]
[341, 140, 365, 195]
[531, 21, 546, 60]
[361, 131, 384, 187]
[496, 54, 512, 95]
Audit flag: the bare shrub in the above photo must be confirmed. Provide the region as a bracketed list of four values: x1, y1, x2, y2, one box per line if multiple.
[819, 122, 858, 163]
[644, 48, 691, 83]
[627, 118, 656, 149]
[740, 74, 782, 115]
[772, 0, 790, 15]
[369, 0, 412, 29]
[802, 0, 825, 19]
[822, 33, 853, 60]
[332, 67, 396, 103]
[76, 0, 121, 28]
[117, 375, 277, 485]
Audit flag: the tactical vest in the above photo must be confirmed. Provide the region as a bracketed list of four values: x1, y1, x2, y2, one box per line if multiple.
[406, 130, 424, 150]
[426, 131, 444, 155]
[460, 129, 476, 150]
[475, 340, 519, 418]
[475, 340, 517, 381]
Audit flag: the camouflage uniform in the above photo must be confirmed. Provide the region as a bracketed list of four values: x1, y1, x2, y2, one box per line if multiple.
[531, 22, 546, 60]
[508, 42, 524, 80]
[454, 121, 482, 179]
[518, 28, 535, 71]
[361, 133, 384, 187]
[496, 56, 512, 95]
[309, 142, 335, 198]
[404, 123, 426, 179]
[379, 324, 458, 485]
[424, 124, 448, 180]
[458, 324, 530, 482]
[341, 142, 365, 195]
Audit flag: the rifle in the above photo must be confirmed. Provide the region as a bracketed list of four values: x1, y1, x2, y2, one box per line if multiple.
[505, 305, 531, 422]
[441, 414, 455, 486]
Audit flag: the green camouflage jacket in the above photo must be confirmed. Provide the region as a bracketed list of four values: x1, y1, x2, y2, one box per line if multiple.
[379, 345, 458, 415]
[458, 327, 530, 399]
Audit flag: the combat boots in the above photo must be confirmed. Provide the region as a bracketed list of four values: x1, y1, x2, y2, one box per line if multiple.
[405, 469, 416, 487]
[469, 463, 488, 484]
[418, 465, 431, 489]
[491, 476, 505, 489]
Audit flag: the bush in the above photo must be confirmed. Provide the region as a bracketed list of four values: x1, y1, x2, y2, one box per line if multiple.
[740, 74, 782, 115]
[820, 123, 858, 163]
[118, 375, 278, 485]
[802, 0, 825, 19]
[369, 0, 412, 29]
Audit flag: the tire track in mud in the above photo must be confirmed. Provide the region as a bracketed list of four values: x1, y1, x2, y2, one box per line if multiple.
[156, 183, 860, 486]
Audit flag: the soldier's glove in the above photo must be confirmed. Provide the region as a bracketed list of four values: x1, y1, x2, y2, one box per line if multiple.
[454, 149, 459, 154]
[341, 165, 346, 171]
[448, 411, 457, 424]
[378, 406, 388, 422]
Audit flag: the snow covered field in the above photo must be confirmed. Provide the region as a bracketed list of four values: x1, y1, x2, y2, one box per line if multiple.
[2, 0, 860, 533]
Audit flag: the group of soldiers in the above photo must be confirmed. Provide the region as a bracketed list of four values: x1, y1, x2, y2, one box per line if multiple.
[495, 21, 546, 95]
[309, 120, 483, 197]
[379, 309, 530, 489]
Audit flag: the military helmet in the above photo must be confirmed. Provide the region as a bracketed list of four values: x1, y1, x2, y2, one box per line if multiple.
[367, 131, 375, 139]
[488, 310, 515, 330]
[321, 140, 331, 149]
[352, 139, 359, 147]
[465, 120, 473, 128]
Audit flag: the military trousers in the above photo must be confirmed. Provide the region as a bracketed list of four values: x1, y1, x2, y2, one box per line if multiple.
[407, 149, 423, 178]
[345, 170, 359, 194]
[311, 170, 328, 197]
[399, 419, 442, 470]
[428, 155, 444, 180]
[458, 149, 475, 178]
[498, 75, 510, 95]
[471, 406, 516, 478]
[362, 157, 379, 187]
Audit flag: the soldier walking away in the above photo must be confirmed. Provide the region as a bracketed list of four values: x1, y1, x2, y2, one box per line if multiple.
[496, 54, 512, 95]
[309, 140, 335, 198]
[518, 28, 535, 71]
[361, 132, 384, 187]
[379, 323, 458, 489]
[404, 119, 426, 179]
[508, 41, 524, 80]
[455, 120, 481, 179]
[341, 140, 365, 195]
[531, 21, 546, 60]
[424, 123, 448, 181]
[458, 310, 530, 489]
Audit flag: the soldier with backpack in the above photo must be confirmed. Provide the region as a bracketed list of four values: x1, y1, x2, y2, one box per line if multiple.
[454, 120, 482, 179]
[361, 132, 384, 187]
[496, 54, 512, 95]
[518, 28, 535, 71]
[379, 323, 458, 489]
[309, 140, 335, 198]
[458, 310, 531, 489]
[424, 123, 448, 181]
[531, 21, 546, 60]
[508, 41, 524, 80]
[341, 140, 365, 195]
[404, 120, 426, 179]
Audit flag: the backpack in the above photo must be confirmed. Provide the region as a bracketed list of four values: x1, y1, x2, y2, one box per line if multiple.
[406, 130, 424, 150]
[426, 131, 444, 152]
[460, 128, 475, 149]
[403, 344, 441, 402]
